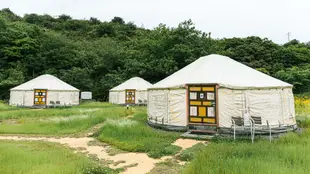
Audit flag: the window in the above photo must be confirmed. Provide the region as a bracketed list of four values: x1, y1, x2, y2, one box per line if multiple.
[190, 106, 197, 116]
[190, 92, 197, 100]
[207, 107, 215, 117]
[207, 92, 215, 100]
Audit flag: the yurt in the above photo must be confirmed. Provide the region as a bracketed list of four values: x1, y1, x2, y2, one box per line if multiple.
[9, 74, 80, 107]
[109, 77, 153, 105]
[147, 54, 297, 133]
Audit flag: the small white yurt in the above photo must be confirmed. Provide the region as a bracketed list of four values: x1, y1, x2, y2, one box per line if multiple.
[109, 77, 153, 105]
[147, 54, 297, 132]
[9, 74, 80, 107]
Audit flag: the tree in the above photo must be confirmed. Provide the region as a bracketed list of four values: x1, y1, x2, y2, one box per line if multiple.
[0, 9, 309, 100]
[58, 14, 72, 21]
[111, 16, 125, 24]
[276, 67, 310, 93]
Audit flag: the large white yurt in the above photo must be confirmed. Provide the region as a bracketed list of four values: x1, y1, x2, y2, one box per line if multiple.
[10, 74, 80, 107]
[147, 54, 297, 132]
[109, 77, 153, 105]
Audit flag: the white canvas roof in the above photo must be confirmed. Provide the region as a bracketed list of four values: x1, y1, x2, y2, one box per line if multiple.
[110, 77, 153, 91]
[10, 74, 79, 91]
[152, 54, 292, 89]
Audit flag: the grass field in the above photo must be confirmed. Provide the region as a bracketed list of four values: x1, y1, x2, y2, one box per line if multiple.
[0, 102, 127, 135]
[0, 98, 309, 174]
[183, 130, 310, 174]
[96, 107, 182, 158]
[0, 140, 116, 174]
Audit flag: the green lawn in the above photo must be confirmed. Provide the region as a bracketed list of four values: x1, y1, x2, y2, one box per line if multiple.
[0, 140, 116, 174]
[96, 107, 182, 158]
[0, 102, 127, 135]
[183, 130, 310, 174]
[1, 101, 310, 174]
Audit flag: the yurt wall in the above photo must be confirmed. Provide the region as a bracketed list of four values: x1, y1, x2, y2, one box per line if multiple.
[9, 90, 34, 106]
[47, 91, 80, 106]
[147, 86, 296, 130]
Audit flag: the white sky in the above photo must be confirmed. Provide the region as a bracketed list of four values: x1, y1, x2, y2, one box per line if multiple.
[0, 0, 309, 44]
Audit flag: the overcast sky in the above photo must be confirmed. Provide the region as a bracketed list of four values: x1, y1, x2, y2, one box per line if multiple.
[1, 0, 309, 44]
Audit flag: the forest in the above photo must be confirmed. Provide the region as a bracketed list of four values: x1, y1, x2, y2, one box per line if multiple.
[0, 8, 310, 101]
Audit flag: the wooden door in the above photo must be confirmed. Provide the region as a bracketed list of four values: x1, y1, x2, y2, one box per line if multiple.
[34, 89, 47, 105]
[125, 89, 136, 104]
[188, 85, 217, 125]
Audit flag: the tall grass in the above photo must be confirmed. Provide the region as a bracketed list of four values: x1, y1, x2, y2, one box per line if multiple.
[183, 130, 310, 174]
[0, 140, 99, 174]
[97, 108, 181, 158]
[0, 102, 118, 120]
[0, 105, 128, 135]
[0, 101, 21, 111]
[73, 101, 117, 108]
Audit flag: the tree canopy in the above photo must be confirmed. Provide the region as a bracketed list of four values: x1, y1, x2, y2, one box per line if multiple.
[0, 9, 309, 100]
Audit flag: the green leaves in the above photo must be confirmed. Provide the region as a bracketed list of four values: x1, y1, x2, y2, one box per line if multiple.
[0, 8, 309, 101]
[276, 66, 310, 93]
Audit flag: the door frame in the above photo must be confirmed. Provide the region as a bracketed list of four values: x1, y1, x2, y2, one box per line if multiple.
[186, 84, 219, 127]
[125, 89, 136, 104]
[33, 89, 48, 105]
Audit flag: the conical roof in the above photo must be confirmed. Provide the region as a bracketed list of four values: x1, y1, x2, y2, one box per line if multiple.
[153, 54, 292, 89]
[10, 74, 79, 91]
[110, 77, 152, 91]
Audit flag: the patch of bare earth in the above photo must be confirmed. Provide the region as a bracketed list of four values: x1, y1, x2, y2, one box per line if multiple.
[0, 136, 206, 174]
[173, 138, 207, 150]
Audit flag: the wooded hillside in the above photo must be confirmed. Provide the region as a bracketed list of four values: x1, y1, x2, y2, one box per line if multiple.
[1, 8, 310, 100]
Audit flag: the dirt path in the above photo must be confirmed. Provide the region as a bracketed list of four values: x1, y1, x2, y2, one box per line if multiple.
[0, 136, 206, 174]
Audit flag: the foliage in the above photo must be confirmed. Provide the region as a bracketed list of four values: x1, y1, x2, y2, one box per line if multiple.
[0, 8, 310, 101]
[295, 96, 310, 116]
[276, 67, 310, 93]
[295, 96, 310, 128]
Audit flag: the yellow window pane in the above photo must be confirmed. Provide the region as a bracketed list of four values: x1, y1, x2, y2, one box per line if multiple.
[189, 87, 201, 91]
[190, 117, 202, 122]
[202, 101, 212, 106]
[198, 107, 206, 117]
[203, 118, 215, 123]
[190, 101, 201, 105]
[202, 87, 214, 91]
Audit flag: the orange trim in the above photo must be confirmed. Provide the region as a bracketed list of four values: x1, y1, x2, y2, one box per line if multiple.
[202, 101, 212, 106]
[203, 118, 215, 123]
[202, 87, 215, 91]
[185, 85, 189, 126]
[189, 123, 217, 126]
[189, 87, 201, 91]
[190, 101, 201, 105]
[216, 85, 219, 127]
[190, 117, 202, 122]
